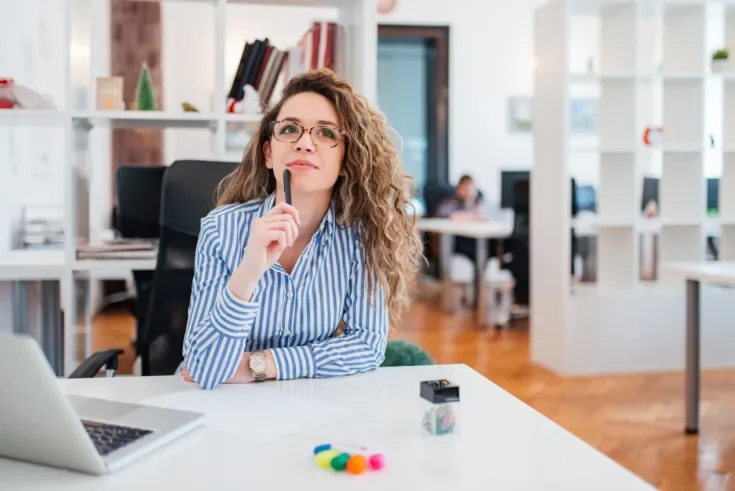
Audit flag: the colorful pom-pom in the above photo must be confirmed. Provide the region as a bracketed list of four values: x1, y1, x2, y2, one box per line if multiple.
[315, 449, 340, 469]
[346, 455, 367, 474]
[368, 453, 385, 470]
[330, 452, 351, 471]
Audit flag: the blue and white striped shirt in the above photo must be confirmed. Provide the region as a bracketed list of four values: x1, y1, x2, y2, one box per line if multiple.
[182, 193, 388, 390]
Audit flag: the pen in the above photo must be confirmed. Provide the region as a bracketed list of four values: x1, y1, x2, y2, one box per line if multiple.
[284, 169, 292, 205]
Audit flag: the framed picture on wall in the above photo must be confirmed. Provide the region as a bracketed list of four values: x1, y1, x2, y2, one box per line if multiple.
[569, 98, 597, 134]
[507, 96, 598, 134]
[508, 96, 532, 133]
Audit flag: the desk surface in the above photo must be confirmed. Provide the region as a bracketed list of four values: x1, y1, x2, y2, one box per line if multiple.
[664, 261, 735, 286]
[417, 218, 513, 238]
[0, 365, 654, 491]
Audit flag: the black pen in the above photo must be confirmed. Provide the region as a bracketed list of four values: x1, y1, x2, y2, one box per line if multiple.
[284, 169, 292, 205]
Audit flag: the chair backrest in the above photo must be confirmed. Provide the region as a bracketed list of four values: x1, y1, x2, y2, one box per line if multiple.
[141, 160, 238, 376]
[115, 165, 167, 239]
[512, 178, 530, 236]
[423, 182, 456, 217]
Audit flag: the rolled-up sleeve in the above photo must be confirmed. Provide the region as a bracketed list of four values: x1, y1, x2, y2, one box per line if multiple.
[269, 240, 388, 380]
[183, 216, 259, 390]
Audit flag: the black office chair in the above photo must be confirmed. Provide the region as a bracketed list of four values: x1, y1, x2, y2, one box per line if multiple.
[501, 178, 530, 306]
[70, 159, 238, 379]
[139, 159, 238, 376]
[113, 165, 167, 352]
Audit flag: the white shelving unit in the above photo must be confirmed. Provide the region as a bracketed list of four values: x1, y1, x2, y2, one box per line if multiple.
[1, 0, 377, 375]
[533, 0, 735, 376]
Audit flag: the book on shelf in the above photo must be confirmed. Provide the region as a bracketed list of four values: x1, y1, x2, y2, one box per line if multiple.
[226, 21, 342, 113]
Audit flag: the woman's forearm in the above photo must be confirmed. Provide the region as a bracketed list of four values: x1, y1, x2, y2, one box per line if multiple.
[184, 282, 261, 390]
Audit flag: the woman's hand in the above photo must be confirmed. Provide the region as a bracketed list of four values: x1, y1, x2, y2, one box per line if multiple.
[227, 202, 300, 301]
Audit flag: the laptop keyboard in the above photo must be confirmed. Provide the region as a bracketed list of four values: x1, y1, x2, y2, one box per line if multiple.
[82, 420, 153, 456]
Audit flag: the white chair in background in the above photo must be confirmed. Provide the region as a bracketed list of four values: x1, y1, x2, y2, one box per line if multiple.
[449, 255, 516, 327]
[484, 258, 515, 327]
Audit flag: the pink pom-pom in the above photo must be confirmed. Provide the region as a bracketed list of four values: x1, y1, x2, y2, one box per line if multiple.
[368, 453, 385, 470]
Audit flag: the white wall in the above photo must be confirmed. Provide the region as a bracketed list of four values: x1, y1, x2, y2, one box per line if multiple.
[378, 0, 546, 200]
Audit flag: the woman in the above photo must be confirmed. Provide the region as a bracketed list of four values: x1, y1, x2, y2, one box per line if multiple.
[180, 69, 423, 390]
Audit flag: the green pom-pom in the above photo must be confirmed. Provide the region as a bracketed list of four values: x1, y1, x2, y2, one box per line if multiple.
[330, 453, 351, 471]
[381, 340, 434, 367]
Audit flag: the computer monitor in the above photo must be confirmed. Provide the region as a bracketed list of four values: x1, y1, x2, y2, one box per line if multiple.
[707, 178, 719, 214]
[641, 177, 659, 211]
[500, 170, 531, 209]
[575, 185, 596, 213]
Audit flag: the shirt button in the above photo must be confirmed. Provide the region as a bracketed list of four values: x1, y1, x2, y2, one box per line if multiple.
[284, 329, 292, 335]
[286, 292, 294, 299]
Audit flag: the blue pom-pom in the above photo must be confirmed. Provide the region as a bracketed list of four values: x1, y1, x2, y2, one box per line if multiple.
[314, 443, 332, 455]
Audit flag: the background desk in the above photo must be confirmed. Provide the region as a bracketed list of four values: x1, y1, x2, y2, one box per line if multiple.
[417, 218, 513, 326]
[664, 261, 735, 434]
[2, 365, 655, 490]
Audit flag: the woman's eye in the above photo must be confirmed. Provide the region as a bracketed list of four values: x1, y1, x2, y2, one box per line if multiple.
[281, 124, 298, 134]
[317, 127, 337, 139]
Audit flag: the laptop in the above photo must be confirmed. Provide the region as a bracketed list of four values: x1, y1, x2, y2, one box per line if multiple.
[0, 334, 204, 475]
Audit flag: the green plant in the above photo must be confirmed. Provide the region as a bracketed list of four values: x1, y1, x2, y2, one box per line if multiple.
[713, 48, 729, 61]
[135, 62, 157, 110]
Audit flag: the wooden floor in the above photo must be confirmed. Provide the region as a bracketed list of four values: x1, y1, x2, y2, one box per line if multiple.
[89, 301, 735, 491]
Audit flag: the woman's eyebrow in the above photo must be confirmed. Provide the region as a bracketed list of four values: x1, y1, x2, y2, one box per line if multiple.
[282, 116, 338, 127]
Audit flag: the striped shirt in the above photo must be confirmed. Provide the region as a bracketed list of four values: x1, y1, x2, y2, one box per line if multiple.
[182, 192, 388, 390]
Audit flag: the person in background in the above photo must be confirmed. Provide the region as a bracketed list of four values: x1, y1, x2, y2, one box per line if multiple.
[179, 69, 423, 390]
[436, 174, 484, 220]
[436, 175, 493, 264]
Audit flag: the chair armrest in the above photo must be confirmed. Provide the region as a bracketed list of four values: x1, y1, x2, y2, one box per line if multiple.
[68, 349, 125, 378]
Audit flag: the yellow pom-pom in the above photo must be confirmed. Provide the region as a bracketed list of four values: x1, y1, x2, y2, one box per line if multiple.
[315, 449, 340, 469]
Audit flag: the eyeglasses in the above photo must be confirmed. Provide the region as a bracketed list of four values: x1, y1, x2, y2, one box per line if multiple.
[270, 120, 345, 148]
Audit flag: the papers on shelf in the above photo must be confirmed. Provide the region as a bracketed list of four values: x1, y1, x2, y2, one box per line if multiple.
[76, 238, 158, 260]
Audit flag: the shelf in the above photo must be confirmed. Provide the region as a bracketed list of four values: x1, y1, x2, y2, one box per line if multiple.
[0, 249, 65, 281]
[569, 73, 637, 83]
[223, 113, 264, 124]
[0, 110, 68, 125]
[72, 111, 218, 129]
[124, 0, 353, 5]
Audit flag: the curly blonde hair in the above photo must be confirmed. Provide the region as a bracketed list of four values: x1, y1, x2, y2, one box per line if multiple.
[217, 69, 423, 328]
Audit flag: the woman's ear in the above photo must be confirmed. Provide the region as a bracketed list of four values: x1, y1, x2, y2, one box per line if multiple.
[263, 140, 273, 169]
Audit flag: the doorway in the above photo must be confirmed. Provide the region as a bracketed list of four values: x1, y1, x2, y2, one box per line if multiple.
[377, 25, 449, 213]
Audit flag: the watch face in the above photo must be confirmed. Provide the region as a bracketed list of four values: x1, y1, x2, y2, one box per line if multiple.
[250, 354, 268, 374]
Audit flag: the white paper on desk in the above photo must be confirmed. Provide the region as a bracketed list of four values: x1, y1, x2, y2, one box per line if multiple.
[140, 385, 351, 443]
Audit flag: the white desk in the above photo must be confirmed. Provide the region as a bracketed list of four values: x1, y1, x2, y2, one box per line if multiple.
[0, 365, 654, 490]
[664, 261, 735, 434]
[417, 219, 513, 326]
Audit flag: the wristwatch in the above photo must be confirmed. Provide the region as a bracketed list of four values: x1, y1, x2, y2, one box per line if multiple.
[248, 351, 269, 382]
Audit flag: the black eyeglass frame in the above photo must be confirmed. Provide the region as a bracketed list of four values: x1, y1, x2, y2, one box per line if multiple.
[269, 120, 346, 148]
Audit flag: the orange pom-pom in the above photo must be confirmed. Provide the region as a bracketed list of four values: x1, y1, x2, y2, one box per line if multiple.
[346, 455, 366, 474]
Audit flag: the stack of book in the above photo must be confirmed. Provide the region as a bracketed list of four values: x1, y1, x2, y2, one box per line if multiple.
[226, 21, 342, 113]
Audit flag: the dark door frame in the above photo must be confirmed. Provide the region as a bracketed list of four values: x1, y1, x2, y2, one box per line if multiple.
[377, 25, 450, 187]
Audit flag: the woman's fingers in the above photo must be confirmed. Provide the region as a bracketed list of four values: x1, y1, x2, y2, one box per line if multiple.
[268, 202, 301, 225]
[263, 230, 288, 252]
[180, 368, 193, 382]
[260, 216, 298, 246]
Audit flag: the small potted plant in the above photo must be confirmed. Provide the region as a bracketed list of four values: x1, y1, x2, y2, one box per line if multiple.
[712, 48, 729, 73]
